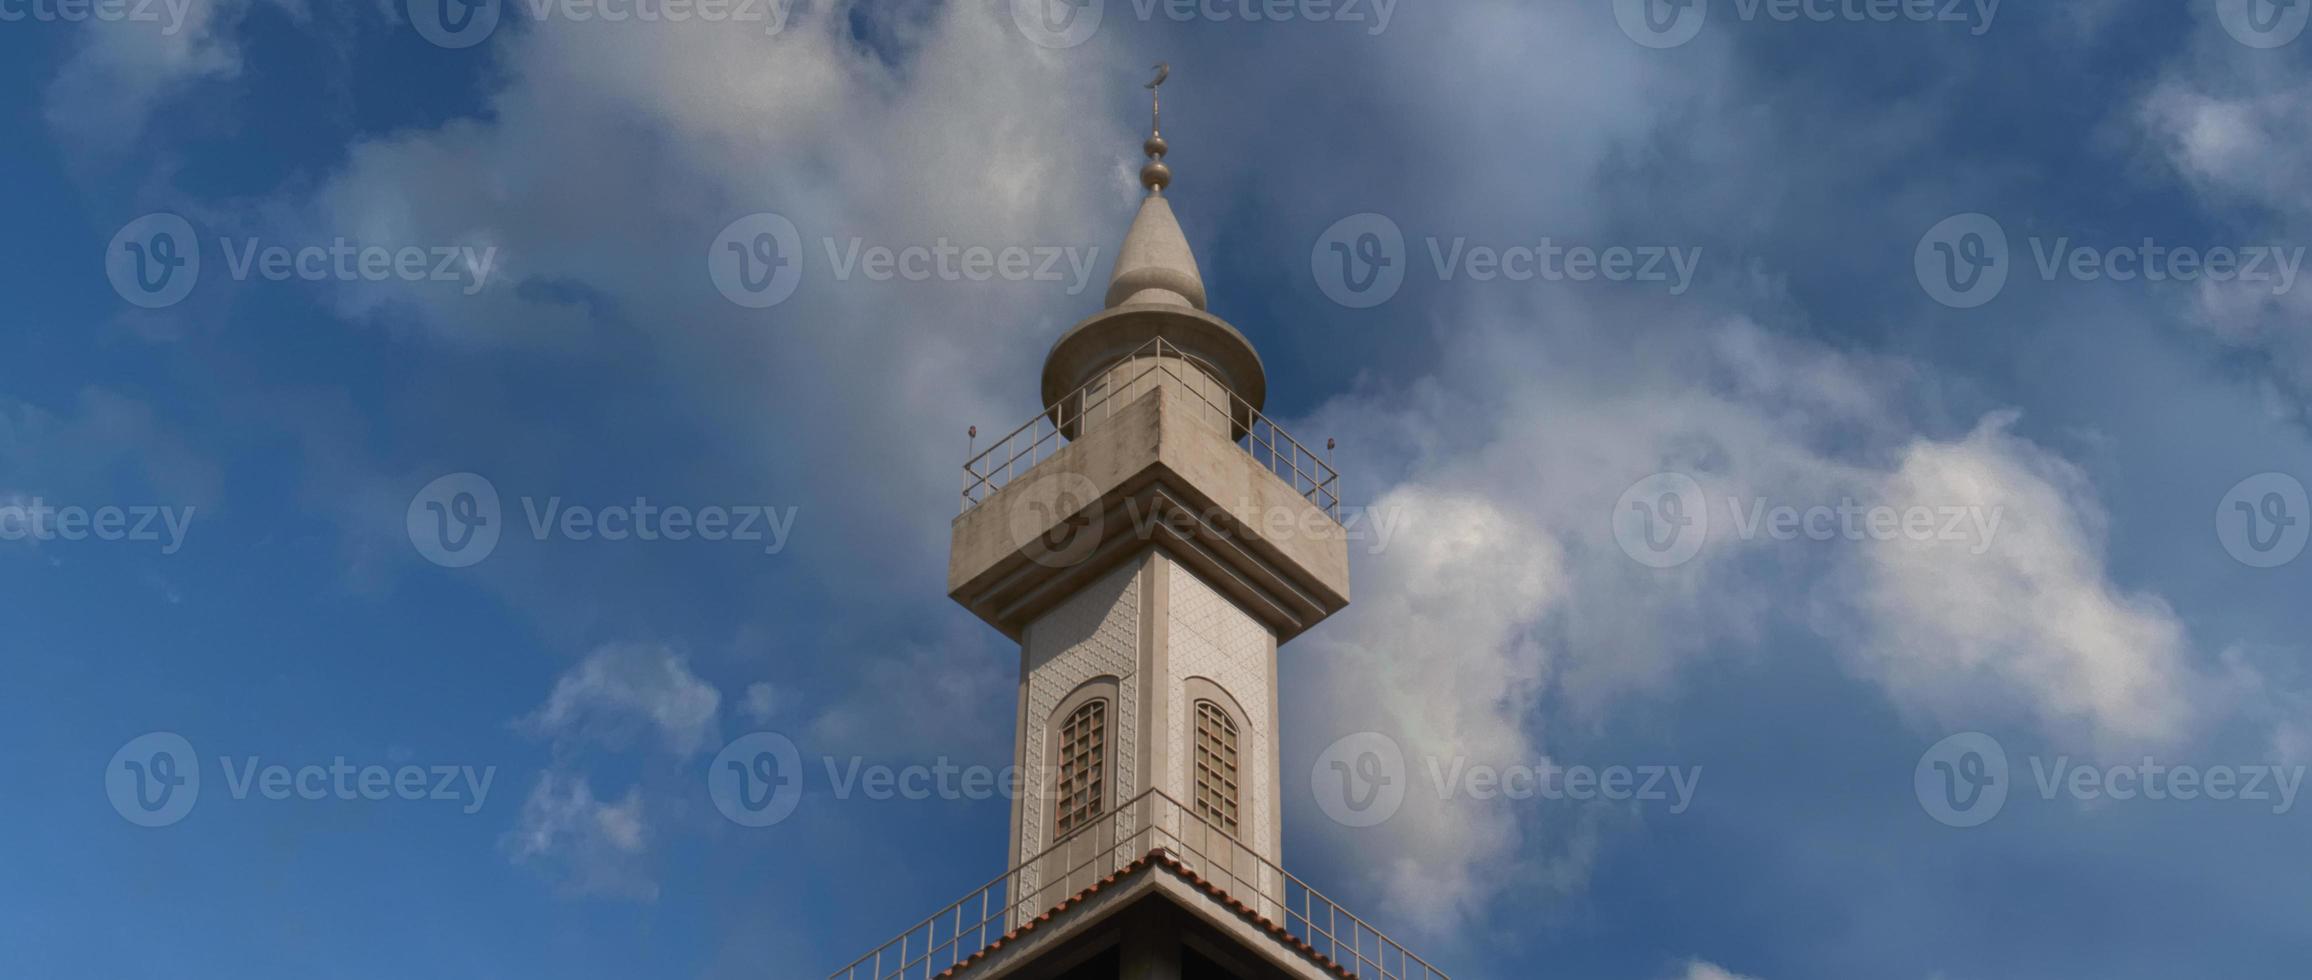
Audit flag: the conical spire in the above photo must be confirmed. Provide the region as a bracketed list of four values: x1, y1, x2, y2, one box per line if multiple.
[1043, 65, 1263, 419]
[1103, 65, 1207, 311]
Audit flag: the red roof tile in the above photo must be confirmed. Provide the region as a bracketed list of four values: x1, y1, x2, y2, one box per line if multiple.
[932, 847, 1361, 979]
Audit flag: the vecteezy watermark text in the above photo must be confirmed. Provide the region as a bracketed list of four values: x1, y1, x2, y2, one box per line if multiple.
[1004, 473, 1401, 568]
[408, 0, 796, 49]
[822, 237, 1101, 294]
[1000, 471, 1398, 570]
[709, 732, 1039, 828]
[217, 238, 496, 295]
[1311, 212, 1700, 308]
[106, 213, 496, 309]
[1615, 0, 2000, 49]
[707, 212, 1102, 309]
[1123, 498, 1408, 555]
[1915, 731, 2304, 828]
[0, 498, 193, 554]
[107, 732, 495, 827]
[1008, 0, 1396, 49]
[406, 472, 797, 568]
[1612, 472, 2002, 568]
[0, 0, 193, 34]
[1309, 731, 1702, 827]
[1914, 212, 2304, 309]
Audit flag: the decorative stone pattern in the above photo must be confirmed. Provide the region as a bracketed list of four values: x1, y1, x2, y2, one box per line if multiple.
[1017, 558, 1142, 888]
[1166, 560, 1277, 858]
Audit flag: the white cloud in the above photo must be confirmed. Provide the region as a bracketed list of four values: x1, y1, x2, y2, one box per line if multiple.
[2137, 20, 2312, 403]
[519, 641, 722, 757]
[1828, 413, 2201, 751]
[183, 0, 2301, 955]
[504, 643, 727, 902]
[2141, 74, 2312, 215]
[1306, 485, 1562, 934]
[42, 0, 255, 155]
[285, 2, 1144, 592]
[740, 682, 780, 725]
[1678, 960, 1762, 980]
[1304, 310, 2222, 935]
[506, 770, 657, 900]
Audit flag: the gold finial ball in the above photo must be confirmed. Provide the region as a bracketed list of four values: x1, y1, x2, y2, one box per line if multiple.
[1139, 159, 1172, 190]
[1144, 134, 1168, 158]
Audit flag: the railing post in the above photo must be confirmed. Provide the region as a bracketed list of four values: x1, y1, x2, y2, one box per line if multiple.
[957, 337, 1344, 527]
[830, 758, 1447, 980]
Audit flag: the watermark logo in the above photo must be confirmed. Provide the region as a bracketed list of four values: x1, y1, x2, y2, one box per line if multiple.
[708, 732, 806, 827]
[1124, 498, 1410, 556]
[2219, 0, 2308, 47]
[105, 213, 498, 308]
[1314, 213, 1701, 308]
[1914, 731, 2008, 827]
[1011, 0, 1103, 47]
[1313, 212, 1407, 309]
[1917, 731, 2305, 827]
[407, 472, 503, 569]
[0, 0, 195, 34]
[821, 237, 1101, 296]
[1914, 212, 2009, 308]
[1009, 0, 1393, 46]
[406, 473, 798, 568]
[107, 732, 201, 828]
[1916, 212, 2305, 308]
[1613, 472, 1709, 568]
[1618, 0, 1997, 47]
[2217, 472, 2307, 568]
[408, 0, 794, 48]
[995, 478, 1402, 567]
[1312, 731, 1702, 826]
[1614, 0, 1708, 48]
[216, 757, 493, 811]
[408, 0, 501, 47]
[707, 733, 1043, 827]
[1425, 236, 1700, 293]
[106, 212, 201, 309]
[711, 216, 1102, 308]
[0, 498, 195, 554]
[1009, 470, 1104, 569]
[1312, 731, 1407, 828]
[709, 212, 804, 309]
[1613, 472, 2003, 567]
[107, 733, 492, 826]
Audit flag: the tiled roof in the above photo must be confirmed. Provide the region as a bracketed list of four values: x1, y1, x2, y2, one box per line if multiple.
[935, 847, 1359, 979]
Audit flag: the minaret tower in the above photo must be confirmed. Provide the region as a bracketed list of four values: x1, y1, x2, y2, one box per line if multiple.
[835, 68, 1438, 980]
[951, 71, 1349, 904]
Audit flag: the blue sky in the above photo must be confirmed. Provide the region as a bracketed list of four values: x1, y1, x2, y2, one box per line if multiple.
[5, 1, 2312, 978]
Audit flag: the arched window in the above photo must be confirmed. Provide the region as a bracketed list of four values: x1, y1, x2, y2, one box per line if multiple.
[1191, 699, 1240, 835]
[1055, 699, 1108, 837]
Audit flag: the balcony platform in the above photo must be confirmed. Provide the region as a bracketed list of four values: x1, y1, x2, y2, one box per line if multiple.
[949, 383, 1350, 644]
[939, 850, 1351, 980]
[828, 790, 1446, 980]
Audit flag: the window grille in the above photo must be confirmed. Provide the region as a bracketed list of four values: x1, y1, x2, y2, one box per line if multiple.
[1191, 700, 1240, 835]
[1055, 700, 1108, 836]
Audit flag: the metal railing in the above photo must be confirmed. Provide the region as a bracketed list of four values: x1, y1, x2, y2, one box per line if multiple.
[828, 788, 1445, 980]
[960, 338, 1341, 522]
